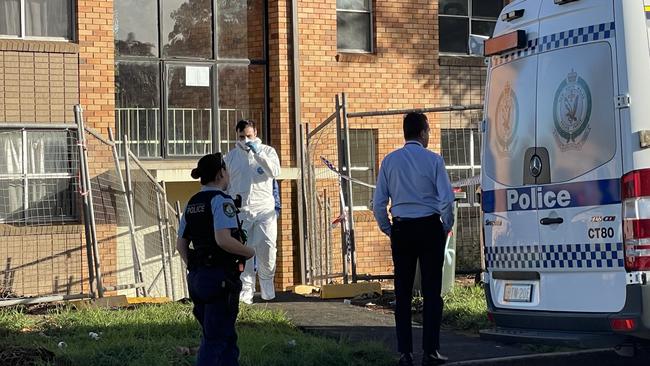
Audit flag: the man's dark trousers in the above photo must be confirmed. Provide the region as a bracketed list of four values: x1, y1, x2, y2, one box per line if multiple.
[391, 214, 446, 354]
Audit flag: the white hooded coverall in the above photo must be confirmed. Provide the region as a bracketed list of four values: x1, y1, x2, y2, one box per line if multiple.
[225, 138, 281, 303]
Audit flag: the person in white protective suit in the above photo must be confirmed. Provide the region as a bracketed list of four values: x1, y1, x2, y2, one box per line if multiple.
[225, 120, 281, 304]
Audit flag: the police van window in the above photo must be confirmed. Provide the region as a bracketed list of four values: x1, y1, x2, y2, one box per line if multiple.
[536, 43, 616, 183]
[439, 0, 506, 54]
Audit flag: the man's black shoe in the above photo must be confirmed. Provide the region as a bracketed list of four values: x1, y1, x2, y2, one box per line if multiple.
[422, 351, 448, 365]
[397, 353, 414, 366]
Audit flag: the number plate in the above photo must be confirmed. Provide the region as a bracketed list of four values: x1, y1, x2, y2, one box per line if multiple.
[504, 284, 532, 302]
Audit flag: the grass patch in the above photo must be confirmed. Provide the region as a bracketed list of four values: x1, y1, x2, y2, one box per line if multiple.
[441, 284, 491, 333]
[0, 302, 394, 366]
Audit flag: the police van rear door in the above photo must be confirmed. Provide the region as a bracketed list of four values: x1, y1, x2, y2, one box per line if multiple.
[482, 0, 543, 309]
[532, 0, 625, 313]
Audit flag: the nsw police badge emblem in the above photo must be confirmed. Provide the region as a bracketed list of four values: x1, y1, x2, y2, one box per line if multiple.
[495, 81, 519, 155]
[553, 69, 592, 151]
[223, 202, 236, 218]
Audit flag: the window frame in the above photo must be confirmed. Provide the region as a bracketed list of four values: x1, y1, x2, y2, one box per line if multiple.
[0, 0, 76, 41]
[438, 0, 504, 55]
[348, 129, 377, 211]
[114, 0, 270, 159]
[441, 127, 480, 208]
[0, 128, 79, 224]
[336, 0, 374, 54]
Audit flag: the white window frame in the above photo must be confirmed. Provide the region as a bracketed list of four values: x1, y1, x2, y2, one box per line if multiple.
[349, 129, 377, 211]
[0, 0, 75, 41]
[438, 0, 503, 55]
[336, 0, 374, 54]
[442, 127, 480, 208]
[0, 129, 78, 224]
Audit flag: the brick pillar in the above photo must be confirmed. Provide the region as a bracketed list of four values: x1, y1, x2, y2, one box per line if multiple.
[77, 0, 118, 293]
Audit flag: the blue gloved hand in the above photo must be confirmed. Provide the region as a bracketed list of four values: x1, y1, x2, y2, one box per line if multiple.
[245, 141, 260, 154]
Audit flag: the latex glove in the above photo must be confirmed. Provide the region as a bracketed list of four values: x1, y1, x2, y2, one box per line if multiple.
[246, 141, 260, 154]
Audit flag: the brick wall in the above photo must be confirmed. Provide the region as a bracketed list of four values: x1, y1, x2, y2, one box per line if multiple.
[268, 0, 297, 290]
[267, 0, 490, 285]
[294, 0, 440, 281]
[77, 0, 119, 292]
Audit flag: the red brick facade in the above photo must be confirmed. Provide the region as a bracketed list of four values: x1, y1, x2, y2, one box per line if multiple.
[0, 0, 488, 296]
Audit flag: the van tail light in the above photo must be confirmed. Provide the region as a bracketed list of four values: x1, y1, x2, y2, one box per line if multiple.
[622, 169, 650, 271]
[610, 318, 637, 331]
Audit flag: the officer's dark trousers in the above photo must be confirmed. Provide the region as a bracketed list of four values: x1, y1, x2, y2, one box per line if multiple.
[391, 214, 446, 354]
[188, 267, 241, 366]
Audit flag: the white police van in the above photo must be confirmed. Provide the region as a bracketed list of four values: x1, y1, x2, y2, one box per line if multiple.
[480, 0, 650, 348]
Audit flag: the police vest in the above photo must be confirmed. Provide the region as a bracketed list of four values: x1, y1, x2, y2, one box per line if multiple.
[182, 190, 240, 272]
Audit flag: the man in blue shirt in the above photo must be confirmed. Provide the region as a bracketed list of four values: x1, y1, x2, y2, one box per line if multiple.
[373, 112, 455, 366]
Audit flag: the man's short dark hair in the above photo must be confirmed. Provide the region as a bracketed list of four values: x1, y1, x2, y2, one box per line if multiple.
[236, 119, 256, 132]
[403, 112, 429, 140]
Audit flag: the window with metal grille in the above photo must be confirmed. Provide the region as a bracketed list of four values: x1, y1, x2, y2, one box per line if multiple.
[349, 129, 377, 210]
[114, 0, 268, 158]
[438, 0, 505, 54]
[0, 0, 74, 39]
[337, 0, 373, 53]
[0, 129, 78, 223]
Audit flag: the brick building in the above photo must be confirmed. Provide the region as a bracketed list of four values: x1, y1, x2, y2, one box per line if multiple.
[0, 0, 505, 296]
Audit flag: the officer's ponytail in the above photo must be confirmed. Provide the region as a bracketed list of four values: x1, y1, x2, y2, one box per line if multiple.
[191, 153, 225, 185]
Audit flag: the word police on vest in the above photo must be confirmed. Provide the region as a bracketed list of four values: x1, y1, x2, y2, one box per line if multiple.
[186, 203, 206, 214]
[506, 187, 571, 211]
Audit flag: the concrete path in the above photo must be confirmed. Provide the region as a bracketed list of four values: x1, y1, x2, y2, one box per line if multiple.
[252, 292, 531, 364]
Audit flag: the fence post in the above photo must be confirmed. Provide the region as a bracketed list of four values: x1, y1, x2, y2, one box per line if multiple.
[75, 105, 98, 298]
[176, 200, 189, 298]
[161, 181, 177, 300]
[122, 134, 147, 296]
[325, 194, 331, 282]
[335, 95, 349, 284]
[341, 93, 358, 283]
[298, 124, 307, 285]
[154, 189, 171, 299]
[115, 132, 147, 297]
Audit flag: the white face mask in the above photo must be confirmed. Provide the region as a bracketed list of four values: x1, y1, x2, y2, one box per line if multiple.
[237, 139, 251, 151]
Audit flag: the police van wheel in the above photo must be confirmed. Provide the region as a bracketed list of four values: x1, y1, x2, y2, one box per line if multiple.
[613, 343, 635, 358]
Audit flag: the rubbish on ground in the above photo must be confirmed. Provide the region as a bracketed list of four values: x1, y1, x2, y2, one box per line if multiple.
[57, 342, 67, 349]
[343, 299, 351, 305]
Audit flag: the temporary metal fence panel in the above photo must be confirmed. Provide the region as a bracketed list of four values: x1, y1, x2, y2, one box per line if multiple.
[81, 111, 187, 300]
[300, 94, 485, 287]
[303, 105, 349, 286]
[0, 123, 92, 306]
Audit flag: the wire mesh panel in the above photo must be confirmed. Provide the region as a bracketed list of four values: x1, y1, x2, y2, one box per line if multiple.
[83, 126, 187, 300]
[0, 127, 89, 303]
[126, 156, 187, 300]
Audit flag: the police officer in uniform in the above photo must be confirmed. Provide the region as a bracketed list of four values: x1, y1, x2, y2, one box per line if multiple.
[373, 113, 455, 366]
[176, 153, 255, 366]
